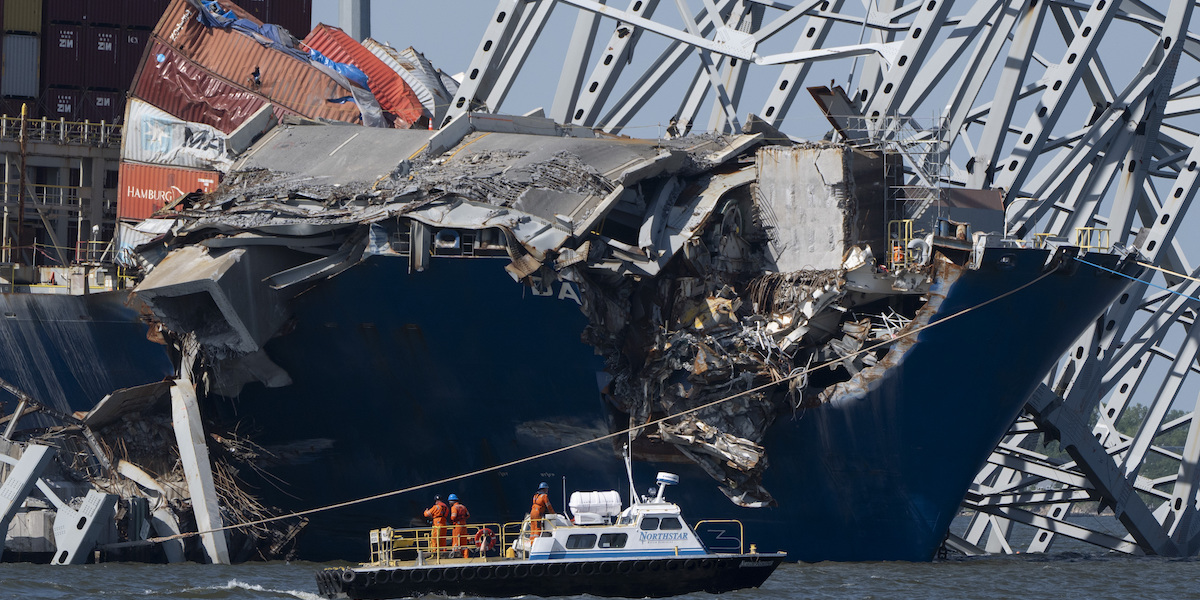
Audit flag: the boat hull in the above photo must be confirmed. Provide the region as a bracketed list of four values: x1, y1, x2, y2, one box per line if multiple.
[212, 246, 1137, 562]
[315, 553, 787, 599]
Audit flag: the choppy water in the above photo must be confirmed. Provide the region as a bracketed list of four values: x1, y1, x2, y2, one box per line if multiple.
[1, 554, 1196, 600]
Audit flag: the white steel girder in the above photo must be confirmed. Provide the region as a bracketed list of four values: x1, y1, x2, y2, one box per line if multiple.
[462, 0, 1200, 557]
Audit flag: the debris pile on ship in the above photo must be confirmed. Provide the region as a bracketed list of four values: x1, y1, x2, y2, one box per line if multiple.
[3, 0, 1027, 564]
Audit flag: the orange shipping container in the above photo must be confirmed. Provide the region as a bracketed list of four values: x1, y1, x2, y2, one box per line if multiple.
[303, 24, 424, 127]
[154, 0, 360, 124]
[133, 41, 269, 133]
[118, 161, 220, 221]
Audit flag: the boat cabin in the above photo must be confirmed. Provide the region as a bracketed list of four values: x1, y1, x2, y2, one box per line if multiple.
[515, 473, 708, 560]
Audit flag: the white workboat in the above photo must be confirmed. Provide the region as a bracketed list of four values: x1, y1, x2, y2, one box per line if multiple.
[316, 472, 786, 599]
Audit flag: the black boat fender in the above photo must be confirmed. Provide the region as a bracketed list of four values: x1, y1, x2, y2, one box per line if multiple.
[580, 562, 596, 575]
[477, 565, 493, 579]
[444, 567, 459, 581]
[617, 560, 632, 574]
[392, 569, 407, 583]
[410, 569, 426, 583]
[494, 565, 510, 579]
[461, 566, 476, 580]
[341, 568, 358, 584]
[684, 559, 698, 570]
[514, 564, 530, 578]
[564, 563, 580, 576]
[529, 563, 545, 577]
[427, 569, 443, 582]
[546, 563, 563, 576]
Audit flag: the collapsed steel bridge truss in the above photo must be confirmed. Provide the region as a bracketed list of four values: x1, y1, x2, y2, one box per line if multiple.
[451, 0, 1200, 556]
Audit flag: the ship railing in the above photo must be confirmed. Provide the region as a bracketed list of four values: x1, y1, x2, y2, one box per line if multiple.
[1032, 233, 1067, 250]
[0, 114, 122, 147]
[1073, 227, 1111, 252]
[887, 219, 915, 270]
[366, 522, 508, 566]
[692, 519, 745, 555]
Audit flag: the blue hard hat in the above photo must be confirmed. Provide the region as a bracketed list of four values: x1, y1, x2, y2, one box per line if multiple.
[448, 494, 459, 502]
[538, 481, 548, 489]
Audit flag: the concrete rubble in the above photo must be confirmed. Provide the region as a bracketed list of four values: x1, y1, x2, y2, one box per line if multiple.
[0, 102, 1008, 560]
[120, 114, 975, 513]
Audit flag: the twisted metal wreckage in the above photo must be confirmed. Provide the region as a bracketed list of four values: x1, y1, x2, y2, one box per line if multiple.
[125, 112, 949, 545]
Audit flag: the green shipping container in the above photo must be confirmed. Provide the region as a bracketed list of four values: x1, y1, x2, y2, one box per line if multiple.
[4, 0, 42, 35]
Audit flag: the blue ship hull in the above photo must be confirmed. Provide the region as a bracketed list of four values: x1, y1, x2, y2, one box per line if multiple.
[0, 291, 174, 416]
[206, 246, 1136, 562]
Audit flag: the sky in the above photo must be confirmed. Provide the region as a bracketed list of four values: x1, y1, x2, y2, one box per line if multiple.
[306, 0, 842, 140]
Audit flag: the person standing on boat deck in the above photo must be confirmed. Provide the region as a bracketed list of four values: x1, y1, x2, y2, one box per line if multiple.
[529, 482, 555, 538]
[424, 495, 449, 554]
[449, 494, 471, 558]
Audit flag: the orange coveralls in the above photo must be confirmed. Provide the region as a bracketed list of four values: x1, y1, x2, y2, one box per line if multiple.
[529, 492, 555, 537]
[424, 499, 449, 552]
[450, 501, 471, 558]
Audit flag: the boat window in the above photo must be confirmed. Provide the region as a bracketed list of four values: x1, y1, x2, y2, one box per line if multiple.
[598, 533, 627, 548]
[639, 517, 660, 530]
[566, 534, 597, 549]
[659, 517, 682, 530]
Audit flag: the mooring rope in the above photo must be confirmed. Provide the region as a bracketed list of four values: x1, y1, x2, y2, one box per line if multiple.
[132, 259, 1065, 548]
[1074, 256, 1200, 303]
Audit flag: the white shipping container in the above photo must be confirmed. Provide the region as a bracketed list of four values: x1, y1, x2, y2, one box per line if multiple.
[123, 99, 234, 171]
[1, 34, 40, 98]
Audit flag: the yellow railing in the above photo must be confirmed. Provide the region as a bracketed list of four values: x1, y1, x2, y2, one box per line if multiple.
[0, 114, 121, 147]
[368, 522, 512, 566]
[887, 219, 914, 270]
[692, 519, 745, 554]
[1073, 227, 1111, 252]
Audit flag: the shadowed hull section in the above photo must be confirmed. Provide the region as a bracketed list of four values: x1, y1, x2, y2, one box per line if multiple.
[217, 248, 1136, 562]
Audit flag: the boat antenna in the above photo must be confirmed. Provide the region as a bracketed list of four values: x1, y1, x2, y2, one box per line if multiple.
[623, 441, 637, 506]
[561, 475, 567, 518]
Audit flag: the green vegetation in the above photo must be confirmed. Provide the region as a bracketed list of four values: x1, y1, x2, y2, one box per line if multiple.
[1034, 404, 1191, 509]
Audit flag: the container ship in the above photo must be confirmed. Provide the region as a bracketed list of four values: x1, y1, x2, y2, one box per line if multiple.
[1, 0, 1142, 564]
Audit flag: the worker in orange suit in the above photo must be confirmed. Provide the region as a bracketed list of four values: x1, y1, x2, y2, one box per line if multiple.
[424, 494, 449, 555]
[449, 494, 471, 558]
[529, 481, 555, 538]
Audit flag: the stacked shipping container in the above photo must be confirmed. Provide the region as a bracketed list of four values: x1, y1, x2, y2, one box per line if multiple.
[0, 0, 310, 121]
[120, 0, 338, 220]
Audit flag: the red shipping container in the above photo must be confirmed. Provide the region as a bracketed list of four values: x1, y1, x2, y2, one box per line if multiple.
[82, 89, 122, 122]
[85, 26, 122, 90]
[121, 27, 150, 89]
[304, 24, 423, 126]
[43, 24, 84, 89]
[126, 0, 171, 30]
[155, 0, 360, 124]
[133, 41, 268, 133]
[118, 162, 220, 221]
[45, 0, 87, 24]
[42, 87, 81, 120]
[270, 0, 312, 38]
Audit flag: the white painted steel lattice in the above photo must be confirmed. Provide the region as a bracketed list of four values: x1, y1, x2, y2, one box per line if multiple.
[453, 0, 1200, 556]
